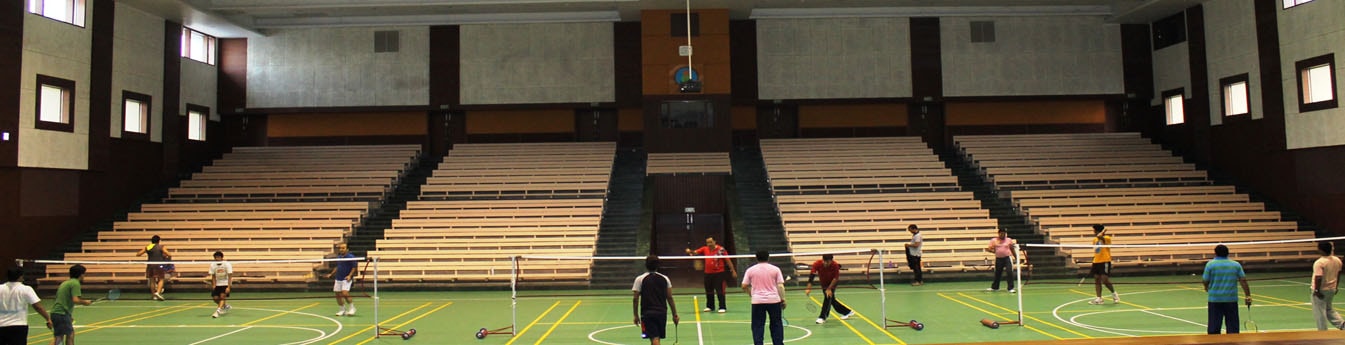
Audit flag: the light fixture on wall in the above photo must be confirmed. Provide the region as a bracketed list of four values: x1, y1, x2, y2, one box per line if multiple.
[677, 0, 702, 93]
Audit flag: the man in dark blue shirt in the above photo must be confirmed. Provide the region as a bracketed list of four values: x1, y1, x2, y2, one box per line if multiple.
[633, 255, 679, 345]
[328, 244, 358, 316]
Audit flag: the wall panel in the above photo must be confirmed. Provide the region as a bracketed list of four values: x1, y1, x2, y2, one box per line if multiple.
[1279, 0, 1345, 149]
[757, 18, 910, 99]
[942, 16, 1123, 97]
[20, 3, 93, 170]
[460, 23, 614, 105]
[111, 3, 163, 141]
[247, 27, 429, 108]
[267, 112, 428, 137]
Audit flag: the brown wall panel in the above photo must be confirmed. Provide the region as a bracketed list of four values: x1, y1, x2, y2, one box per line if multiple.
[641, 9, 731, 96]
[267, 112, 428, 137]
[910, 17, 943, 100]
[946, 100, 1107, 126]
[217, 38, 247, 113]
[466, 109, 575, 135]
[643, 95, 733, 153]
[618, 108, 644, 132]
[799, 104, 907, 128]
[731, 105, 756, 130]
[729, 20, 757, 103]
[652, 174, 726, 214]
[162, 21, 182, 179]
[0, 0, 22, 167]
[87, 0, 113, 172]
[614, 22, 643, 108]
[429, 26, 460, 107]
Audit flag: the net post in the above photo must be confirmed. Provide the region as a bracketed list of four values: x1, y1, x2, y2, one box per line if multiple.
[511, 255, 519, 337]
[876, 248, 886, 328]
[373, 257, 381, 338]
[1012, 244, 1024, 327]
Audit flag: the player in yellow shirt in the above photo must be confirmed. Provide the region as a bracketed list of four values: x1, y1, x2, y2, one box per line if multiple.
[1090, 225, 1119, 305]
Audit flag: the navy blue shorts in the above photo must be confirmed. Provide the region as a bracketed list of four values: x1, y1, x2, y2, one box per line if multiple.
[51, 313, 73, 337]
[641, 313, 667, 339]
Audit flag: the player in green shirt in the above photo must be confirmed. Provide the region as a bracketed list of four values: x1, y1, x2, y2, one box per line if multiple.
[50, 264, 92, 345]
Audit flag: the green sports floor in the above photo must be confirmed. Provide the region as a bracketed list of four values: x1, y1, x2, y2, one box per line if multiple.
[21, 272, 1338, 345]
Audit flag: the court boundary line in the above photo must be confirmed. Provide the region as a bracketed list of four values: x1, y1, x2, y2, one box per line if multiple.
[324, 302, 432, 345]
[504, 300, 562, 345]
[533, 301, 581, 345]
[956, 292, 1091, 339]
[188, 326, 253, 345]
[355, 301, 452, 345]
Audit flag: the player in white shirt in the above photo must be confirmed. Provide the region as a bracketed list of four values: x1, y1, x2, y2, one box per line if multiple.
[0, 267, 52, 343]
[207, 251, 233, 318]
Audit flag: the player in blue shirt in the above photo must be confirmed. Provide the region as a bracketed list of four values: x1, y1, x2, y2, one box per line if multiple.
[1202, 244, 1251, 334]
[328, 244, 359, 316]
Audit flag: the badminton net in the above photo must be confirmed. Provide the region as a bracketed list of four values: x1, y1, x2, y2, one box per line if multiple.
[20, 255, 376, 301]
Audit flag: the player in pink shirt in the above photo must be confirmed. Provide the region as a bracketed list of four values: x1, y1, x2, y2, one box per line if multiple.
[986, 229, 1018, 293]
[741, 251, 785, 345]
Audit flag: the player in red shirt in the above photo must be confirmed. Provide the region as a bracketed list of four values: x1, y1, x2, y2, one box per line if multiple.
[686, 237, 738, 313]
[805, 254, 854, 324]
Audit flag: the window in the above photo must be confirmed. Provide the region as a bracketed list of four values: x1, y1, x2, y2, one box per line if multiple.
[186, 104, 209, 142]
[1151, 13, 1186, 51]
[35, 74, 74, 132]
[1220, 74, 1250, 117]
[1164, 89, 1185, 125]
[28, 0, 85, 27]
[122, 91, 151, 139]
[660, 100, 714, 128]
[180, 27, 216, 65]
[1284, 0, 1314, 9]
[1296, 54, 1337, 113]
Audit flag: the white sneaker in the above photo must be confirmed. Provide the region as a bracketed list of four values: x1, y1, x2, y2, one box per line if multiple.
[717, 309, 726, 314]
[1088, 297, 1104, 305]
[335, 308, 346, 316]
[346, 307, 356, 316]
[816, 318, 826, 324]
[702, 308, 712, 312]
[153, 293, 165, 301]
[224, 304, 232, 312]
[840, 311, 854, 320]
[212, 310, 220, 318]
[1112, 292, 1120, 303]
[1009, 289, 1017, 294]
[985, 288, 997, 292]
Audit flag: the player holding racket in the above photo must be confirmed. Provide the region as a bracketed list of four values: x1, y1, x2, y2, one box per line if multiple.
[1203, 244, 1251, 334]
[207, 251, 233, 318]
[805, 254, 853, 324]
[633, 255, 678, 345]
[1089, 225, 1119, 305]
[49, 265, 92, 345]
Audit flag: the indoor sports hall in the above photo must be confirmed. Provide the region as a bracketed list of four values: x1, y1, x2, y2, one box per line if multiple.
[3, 0, 1344, 344]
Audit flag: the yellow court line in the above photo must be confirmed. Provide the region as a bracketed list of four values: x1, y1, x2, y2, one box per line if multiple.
[27, 304, 194, 340]
[243, 302, 319, 326]
[355, 301, 453, 345]
[29, 304, 202, 345]
[533, 300, 582, 345]
[504, 300, 563, 345]
[937, 293, 1064, 341]
[812, 293, 876, 343]
[821, 295, 898, 345]
[1227, 288, 1313, 311]
[325, 302, 433, 345]
[956, 292, 1092, 339]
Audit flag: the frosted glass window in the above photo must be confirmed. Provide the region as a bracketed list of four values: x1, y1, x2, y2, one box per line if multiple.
[1284, 0, 1314, 9]
[181, 28, 217, 65]
[188, 109, 207, 141]
[123, 99, 147, 134]
[1304, 64, 1335, 104]
[28, 0, 85, 27]
[1165, 94, 1185, 125]
[39, 85, 68, 124]
[1223, 81, 1249, 116]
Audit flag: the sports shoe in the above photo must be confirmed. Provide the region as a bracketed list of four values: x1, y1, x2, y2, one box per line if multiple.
[717, 309, 726, 314]
[840, 311, 854, 320]
[702, 307, 712, 312]
[985, 288, 997, 292]
[335, 307, 346, 316]
[1088, 297, 1104, 305]
[346, 306, 356, 316]
[911, 281, 923, 286]
[1112, 292, 1120, 304]
[815, 318, 826, 324]
[224, 304, 232, 312]
[152, 293, 165, 301]
[1009, 289, 1017, 294]
[212, 310, 220, 318]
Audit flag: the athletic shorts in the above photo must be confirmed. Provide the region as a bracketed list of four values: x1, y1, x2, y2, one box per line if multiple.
[0, 325, 29, 344]
[51, 313, 73, 337]
[1090, 262, 1112, 276]
[145, 265, 166, 279]
[211, 286, 230, 298]
[641, 313, 667, 339]
[333, 280, 353, 292]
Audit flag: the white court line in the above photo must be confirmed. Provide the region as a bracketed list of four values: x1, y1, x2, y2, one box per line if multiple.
[188, 326, 253, 345]
[1139, 309, 1205, 328]
[694, 296, 705, 345]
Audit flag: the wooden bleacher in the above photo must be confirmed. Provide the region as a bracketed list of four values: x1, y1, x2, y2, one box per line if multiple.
[647, 152, 731, 175]
[759, 137, 999, 279]
[372, 142, 614, 285]
[955, 133, 1316, 271]
[42, 145, 422, 288]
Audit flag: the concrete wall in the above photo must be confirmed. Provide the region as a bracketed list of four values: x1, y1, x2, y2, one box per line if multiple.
[19, 1, 92, 170]
[459, 22, 614, 105]
[757, 18, 912, 100]
[1279, 0, 1345, 149]
[247, 26, 429, 108]
[1152, 43, 1191, 107]
[1204, 0, 1263, 124]
[181, 57, 218, 121]
[942, 16, 1123, 97]
[111, 2, 163, 141]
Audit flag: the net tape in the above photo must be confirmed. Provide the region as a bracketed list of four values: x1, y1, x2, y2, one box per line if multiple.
[1023, 235, 1345, 249]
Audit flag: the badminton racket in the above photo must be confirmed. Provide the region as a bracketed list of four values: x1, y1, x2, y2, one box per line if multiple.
[1244, 303, 1259, 333]
[93, 288, 121, 304]
[1076, 275, 1087, 287]
[673, 318, 680, 345]
[805, 291, 819, 314]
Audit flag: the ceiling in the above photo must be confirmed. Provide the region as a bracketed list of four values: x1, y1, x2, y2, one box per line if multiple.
[118, 0, 1205, 38]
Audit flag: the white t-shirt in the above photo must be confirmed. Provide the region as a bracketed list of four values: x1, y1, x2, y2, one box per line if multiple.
[209, 262, 234, 287]
[910, 232, 924, 257]
[0, 282, 41, 326]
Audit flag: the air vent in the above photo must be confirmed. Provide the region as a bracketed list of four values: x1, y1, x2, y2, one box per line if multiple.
[970, 21, 995, 43]
[374, 30, 400, 53]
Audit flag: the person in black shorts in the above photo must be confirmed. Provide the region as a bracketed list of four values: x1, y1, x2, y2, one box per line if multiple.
[207, 251, 233, 318]
[1089, 225, 1119, 305]
[633, 255, 679, 345]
